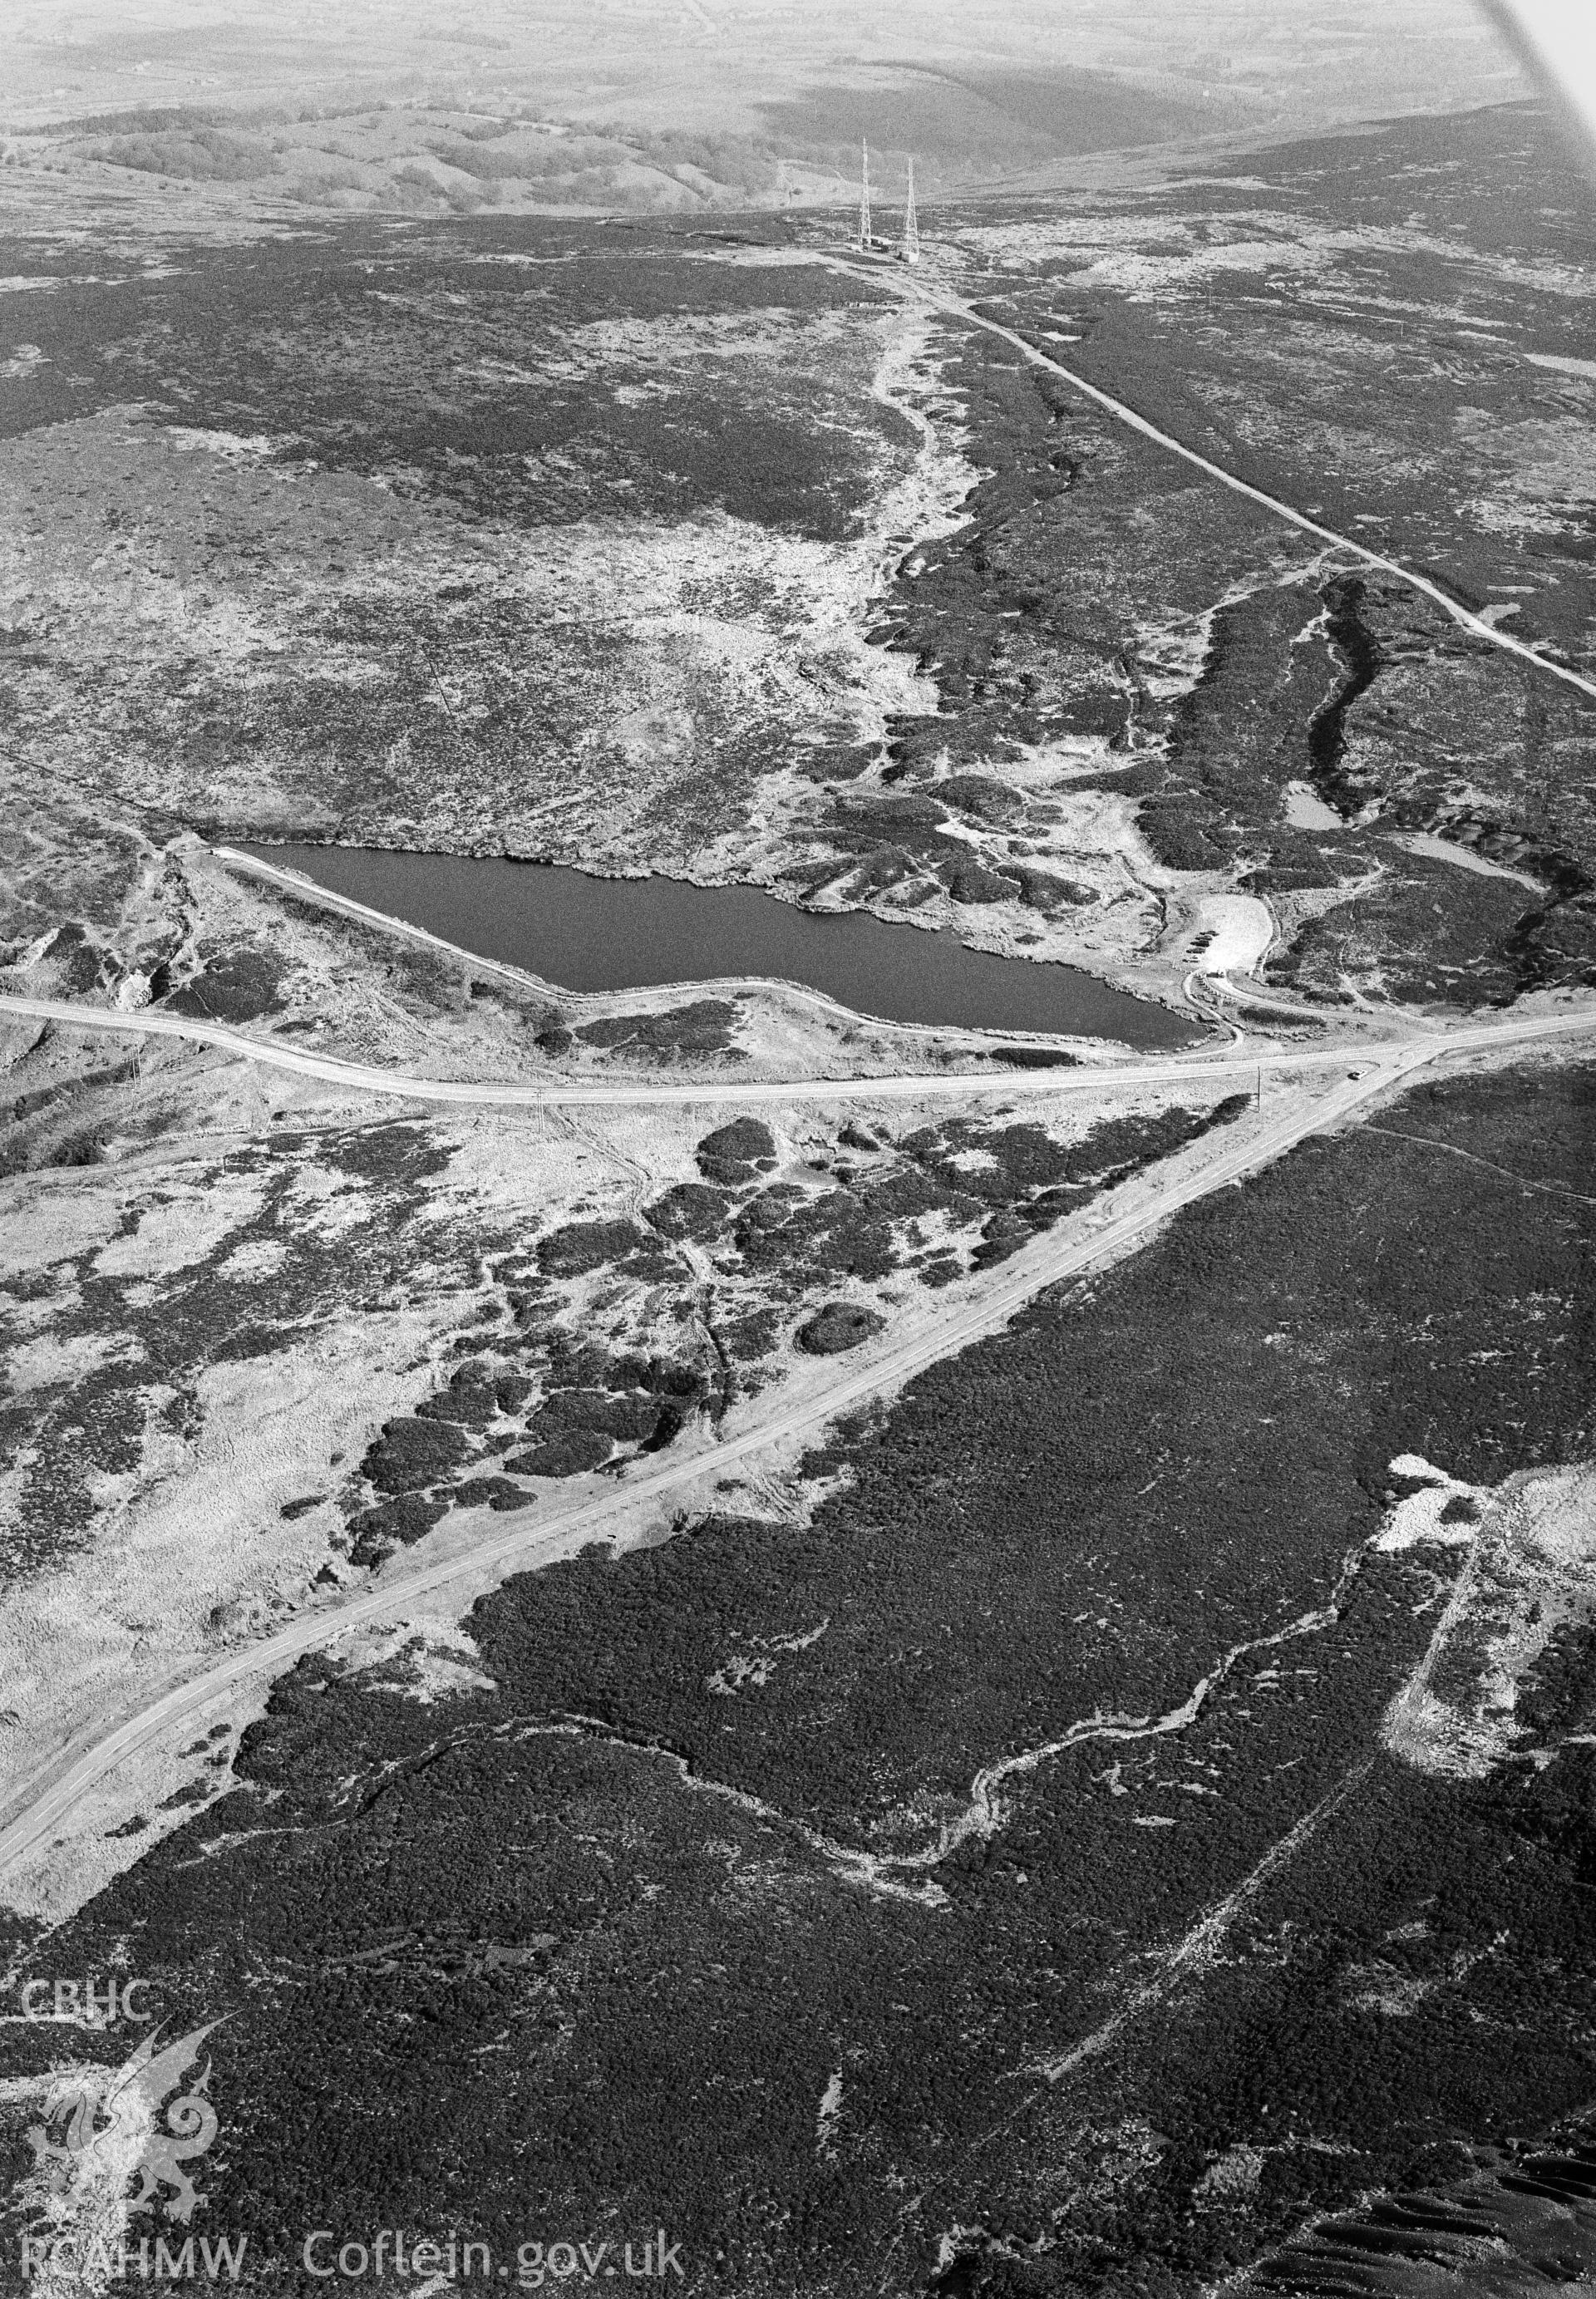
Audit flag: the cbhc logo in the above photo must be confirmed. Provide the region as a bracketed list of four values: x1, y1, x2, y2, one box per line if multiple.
[20, 1979, 153, 2023]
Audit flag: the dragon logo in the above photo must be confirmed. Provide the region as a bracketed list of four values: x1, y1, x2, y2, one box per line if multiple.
[25, 2021, 224, 2225]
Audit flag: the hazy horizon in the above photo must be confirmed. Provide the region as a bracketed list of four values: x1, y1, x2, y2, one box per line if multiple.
[3, 1, 1533, 221]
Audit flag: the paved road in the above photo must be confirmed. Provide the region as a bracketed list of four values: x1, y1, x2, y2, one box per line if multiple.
[7, 985, 1280, 1106]
[821, 257, 1596, 708]
[4, 990, 1589, 1113]
[2, 1004, 1592, 1889]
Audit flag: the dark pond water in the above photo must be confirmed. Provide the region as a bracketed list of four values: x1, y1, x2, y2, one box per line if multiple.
[247, 844, 1195, 1048]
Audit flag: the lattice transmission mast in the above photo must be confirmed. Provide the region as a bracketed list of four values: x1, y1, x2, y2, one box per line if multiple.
[900, 156, 919, 263]
[859, 139, 872, 250]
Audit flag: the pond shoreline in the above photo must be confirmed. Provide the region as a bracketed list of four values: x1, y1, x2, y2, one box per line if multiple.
[233, 841, 1200, 1051]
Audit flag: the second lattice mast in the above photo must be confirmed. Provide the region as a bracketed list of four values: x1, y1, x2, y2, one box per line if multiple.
[900, 155, 919, 264]
[859, 139, 872, 250]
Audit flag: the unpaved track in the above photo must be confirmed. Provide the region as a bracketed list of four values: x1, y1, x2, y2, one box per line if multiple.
[2, 1007, 1592, 1891]
[821, 258, 1596, 707]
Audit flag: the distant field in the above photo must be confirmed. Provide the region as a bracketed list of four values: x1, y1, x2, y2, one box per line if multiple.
[2, 0, 1526, 216]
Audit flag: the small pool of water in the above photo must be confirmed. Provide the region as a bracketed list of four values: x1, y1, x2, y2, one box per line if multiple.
[245, 844, 1197, 1050]
[1283, 780, 1344, 830]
